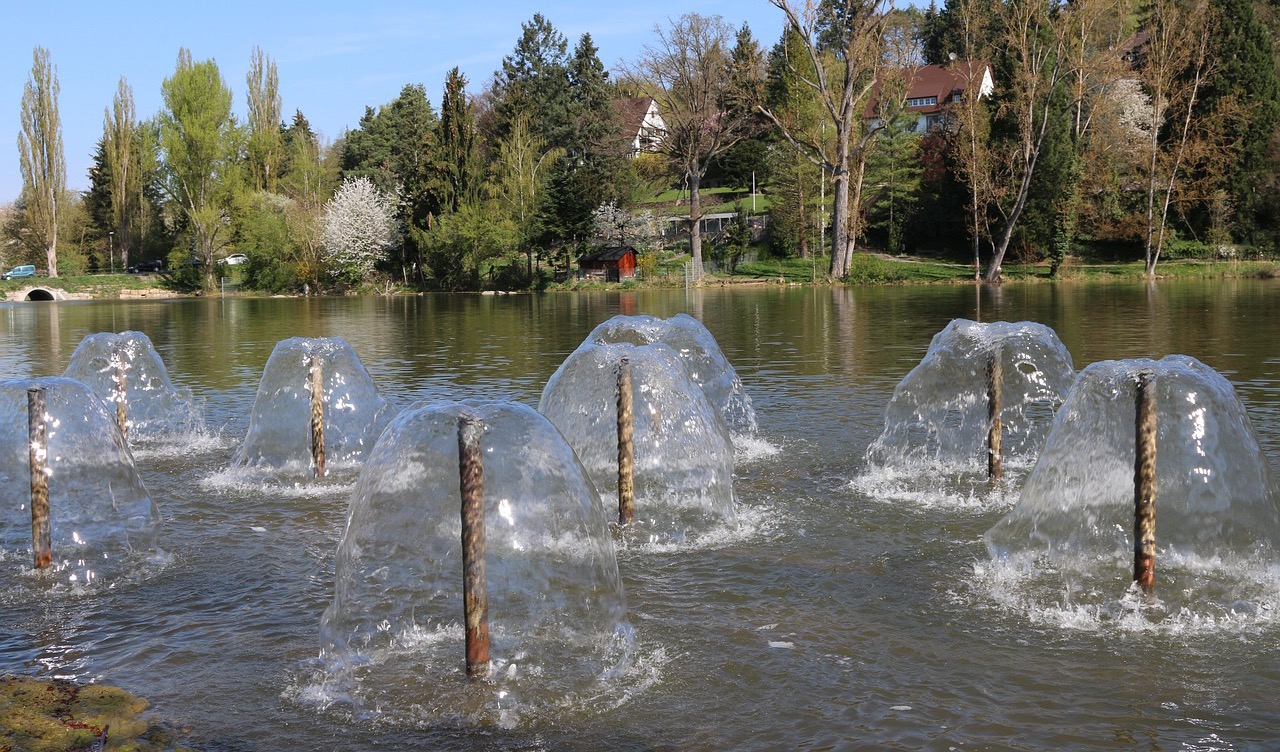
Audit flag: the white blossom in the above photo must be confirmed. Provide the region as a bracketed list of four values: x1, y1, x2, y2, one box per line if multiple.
[321, 176, 398, 283]
[592, 201, 664, 249]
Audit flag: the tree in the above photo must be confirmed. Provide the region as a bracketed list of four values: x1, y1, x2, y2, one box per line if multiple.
[246, 46, 283, 193]
[864, 113, 922, 253]
[759, 0, 899, 278]
[17, 46, 65, 278]
[1202, 0, 1280, 246]
[566, 33, 627, 207]
[277, 110, 336, 291]
[537, 159, 596, 275]
[488, 112, 564, 277]
[490, 14, 572, 149]
[626, 14, 764, 275]
[321, 176, 397, 285]
[764, 25, 828, 259]
[1140, 0, 1215, 276]
[437, 67, 480, 214]
[593, 200, 664, 248]
[981, 0, 1072, 282]
[102, 77, 139, 270]
[158, 49, 241, 289]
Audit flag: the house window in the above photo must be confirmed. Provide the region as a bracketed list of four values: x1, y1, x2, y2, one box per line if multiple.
[907, 96, 938, 107]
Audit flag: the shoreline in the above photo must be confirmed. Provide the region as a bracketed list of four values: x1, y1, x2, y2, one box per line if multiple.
[2, 256, 1276, 302]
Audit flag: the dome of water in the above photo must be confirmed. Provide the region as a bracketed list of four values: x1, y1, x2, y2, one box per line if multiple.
[866, 319, 1075, 473]
[319, 400, 631, 723]
[984, 356, 1280, 621]
[62, 330, 204, 440]
[230, 337, 393, 477]
[586, 313, 757, 433]
[0, 377, 160, 586]
[539, 341, 736, 544]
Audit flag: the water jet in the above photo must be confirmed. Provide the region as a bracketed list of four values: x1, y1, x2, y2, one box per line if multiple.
[231, 337, 393, 479]
[319, 400, 631, 722]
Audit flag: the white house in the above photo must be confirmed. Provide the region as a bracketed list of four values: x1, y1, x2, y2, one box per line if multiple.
[613, 96, 666, 156]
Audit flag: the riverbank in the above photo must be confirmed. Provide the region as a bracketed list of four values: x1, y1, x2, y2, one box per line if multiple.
[3, 255, 1276, 301]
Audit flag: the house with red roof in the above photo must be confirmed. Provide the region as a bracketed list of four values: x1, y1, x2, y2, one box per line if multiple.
[869, 61, 994, 133]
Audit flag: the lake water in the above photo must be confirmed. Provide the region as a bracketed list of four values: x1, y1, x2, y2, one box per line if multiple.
[3, 279, 1280, 750]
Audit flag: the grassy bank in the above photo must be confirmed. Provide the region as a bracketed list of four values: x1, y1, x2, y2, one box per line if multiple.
[5, 255, 1277, 300]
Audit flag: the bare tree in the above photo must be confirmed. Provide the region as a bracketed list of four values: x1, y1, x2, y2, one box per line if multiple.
[246, 46, 283, 193]
[982, 0, 1072, 282]
[760, 0, 901, 278]
[626, 14, 762, 276]
[103, 77, 137, 270]
[1140, 0, 1215, 276]
[18, 46, 65, 278]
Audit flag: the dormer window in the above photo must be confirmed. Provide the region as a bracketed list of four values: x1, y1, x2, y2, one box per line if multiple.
[907, 96, 938, 107]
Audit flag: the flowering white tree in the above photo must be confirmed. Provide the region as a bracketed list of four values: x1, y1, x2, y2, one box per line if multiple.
[321, 176, 397, 285]
[592, 201, 664, 249]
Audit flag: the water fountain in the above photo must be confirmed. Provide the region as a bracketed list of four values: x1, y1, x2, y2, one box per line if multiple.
[539, 340, 736, 544]
[584, 313, 757, 433]
[861, 319, 1076, 499]
[984, 355, 1280, 624]
[318, 400, 632, 725]
[62, 330, 204, 441]
[230, 337, 393, 479]
[0, 377, 160, 585]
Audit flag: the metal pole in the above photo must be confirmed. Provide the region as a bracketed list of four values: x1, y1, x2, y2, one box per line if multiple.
[28, 387, 51, 569]
[1134, 371, 1157, 595]
[617, 358, 635, 525]
[309, 359, 326, 478]
[986, 351, 1003, 481]
[458, 414, 490, 678]
[114, 359, 128, 439]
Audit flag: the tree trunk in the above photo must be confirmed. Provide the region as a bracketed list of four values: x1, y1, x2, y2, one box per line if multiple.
[845, 155, 869, 273]
[829, 167, 850, 278]
[689, 171, 703, 275]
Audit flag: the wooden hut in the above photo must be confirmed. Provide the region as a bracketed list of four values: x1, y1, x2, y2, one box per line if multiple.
[578, 246, 638, 282]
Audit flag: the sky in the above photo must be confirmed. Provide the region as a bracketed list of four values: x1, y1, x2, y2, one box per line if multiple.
[0, 1, 792, 204]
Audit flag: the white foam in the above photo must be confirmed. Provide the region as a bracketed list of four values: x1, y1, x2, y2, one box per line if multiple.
[962, 552, 1280, 636]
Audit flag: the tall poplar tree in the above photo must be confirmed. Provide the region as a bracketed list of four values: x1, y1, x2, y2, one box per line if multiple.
[103, 77, 138, 270]
[246, 46, 283, 193]
[17, 46, 65, 277]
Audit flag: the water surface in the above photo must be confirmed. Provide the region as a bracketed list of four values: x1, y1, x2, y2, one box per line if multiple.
[3, 279, 1279, 750]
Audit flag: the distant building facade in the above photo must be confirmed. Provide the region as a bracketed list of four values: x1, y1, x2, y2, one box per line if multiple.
[613, 97, 666, 156]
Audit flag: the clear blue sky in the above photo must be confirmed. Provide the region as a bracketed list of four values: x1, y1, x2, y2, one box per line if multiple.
[0, 1, 792, 204]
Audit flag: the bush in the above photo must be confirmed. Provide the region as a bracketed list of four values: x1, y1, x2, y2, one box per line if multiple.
[845, 252, 907, 283]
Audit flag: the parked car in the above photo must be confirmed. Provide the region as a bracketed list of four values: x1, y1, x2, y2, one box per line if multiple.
[220, 253, 248, 266]
[2, 264, 36, 280]
[128, 259, 164, 273]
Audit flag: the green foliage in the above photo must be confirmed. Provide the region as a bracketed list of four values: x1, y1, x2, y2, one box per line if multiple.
[416, 200, 515, 290]
[341, 84, 439, 226]
[159, 49, 241, 289]
[1203, 0, 1280, 245]
[491, 14, 572, 149]
[863, 114, 923, 253]
[437, 67, 481, 213]
[844, 252, 909, 283]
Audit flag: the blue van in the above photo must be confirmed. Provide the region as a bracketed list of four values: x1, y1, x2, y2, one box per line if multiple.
[2, 264, 36, 280]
